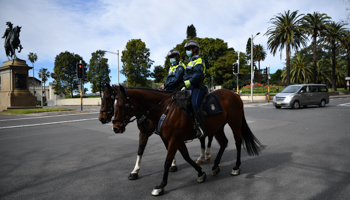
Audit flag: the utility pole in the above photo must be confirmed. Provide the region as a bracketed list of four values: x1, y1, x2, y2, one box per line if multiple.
[251, 32, 260, 102]
[41, 68, 43, 107]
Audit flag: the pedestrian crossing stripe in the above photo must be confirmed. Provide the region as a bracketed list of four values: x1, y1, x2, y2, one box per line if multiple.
[338, 103, 350, 107]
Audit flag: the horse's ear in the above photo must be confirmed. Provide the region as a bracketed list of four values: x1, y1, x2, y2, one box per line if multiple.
[119, 84, 125, 94]
[106, 83, 112, 90]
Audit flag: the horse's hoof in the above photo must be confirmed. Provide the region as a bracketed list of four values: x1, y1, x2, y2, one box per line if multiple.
[128, 173, 138, 180]
[151, 187, 164, 196]
[231, 168, 241, 176]
[197, 172, 206, 183]
[205, 156, 212, 163]
[170, 166, 178, 172]
[196, 160, 203, 164]
[212, 166, 220, 176]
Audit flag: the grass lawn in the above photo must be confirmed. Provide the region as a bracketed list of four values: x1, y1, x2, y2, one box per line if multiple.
[1, 108, 75, 114]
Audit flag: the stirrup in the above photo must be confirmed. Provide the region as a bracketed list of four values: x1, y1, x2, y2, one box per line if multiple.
[196, 127, 206, 139]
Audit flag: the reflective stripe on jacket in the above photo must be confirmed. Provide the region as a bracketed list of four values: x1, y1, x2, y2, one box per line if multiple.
[164, 62, 186, 90]
[183, 56, 206, 88]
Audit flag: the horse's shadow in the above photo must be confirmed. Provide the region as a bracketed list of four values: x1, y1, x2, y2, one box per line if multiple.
[165, 150, 293, 193]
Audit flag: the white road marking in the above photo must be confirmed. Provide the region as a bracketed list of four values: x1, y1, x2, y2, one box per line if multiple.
[0, 118, 96, 129]
[338, 103, 350, 107]
[0, 112, 99, 122]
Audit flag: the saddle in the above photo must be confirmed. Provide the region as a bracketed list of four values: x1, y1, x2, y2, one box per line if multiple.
[175, 88, 223, 117]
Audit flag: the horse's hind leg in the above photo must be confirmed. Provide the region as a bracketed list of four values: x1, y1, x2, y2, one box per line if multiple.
[205, 135, 214, 162]
[228, 122, 242, 176]
[196, 135, 214, 164]
[196, 137, 206, 164]
[212, 129, 228, 176]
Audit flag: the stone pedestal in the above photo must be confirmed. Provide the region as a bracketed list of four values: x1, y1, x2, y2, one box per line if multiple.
[0, 59, 37, 111]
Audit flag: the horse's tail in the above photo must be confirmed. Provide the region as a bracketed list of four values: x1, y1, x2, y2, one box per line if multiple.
[241, 111, 262, 156]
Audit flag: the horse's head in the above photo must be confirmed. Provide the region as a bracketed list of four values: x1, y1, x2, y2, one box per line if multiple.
[99, 83, 117, 124]
[112, 85, 137, 134]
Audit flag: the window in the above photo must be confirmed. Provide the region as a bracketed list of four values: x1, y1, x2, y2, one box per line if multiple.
[309, 86, 318, 93]
[318, 86, 328, 92]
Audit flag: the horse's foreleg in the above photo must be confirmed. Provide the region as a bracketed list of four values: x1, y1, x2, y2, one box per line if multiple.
[129, 132, 149, 180]
[161, 137, 177, 172]
[152, 139, 178, 196]
[212, 130, 228, 176]
[178, 141, 206, 182]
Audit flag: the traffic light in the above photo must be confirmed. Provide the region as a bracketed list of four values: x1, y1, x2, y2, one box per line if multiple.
[76, 63, 84, 79]
[233, 62, 239, 74]
[263, 67, 268, 75]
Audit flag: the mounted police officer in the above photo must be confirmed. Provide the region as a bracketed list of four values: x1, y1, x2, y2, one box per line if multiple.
[182, 40, 206, 139]
[161, 49, 186, 91]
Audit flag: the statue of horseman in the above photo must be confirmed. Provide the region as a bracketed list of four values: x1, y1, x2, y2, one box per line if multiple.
[2, 21, 23, 60]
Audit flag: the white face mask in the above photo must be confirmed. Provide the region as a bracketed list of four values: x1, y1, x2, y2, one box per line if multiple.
[186, 50, 193, 57]
[170, 58, 176, 64]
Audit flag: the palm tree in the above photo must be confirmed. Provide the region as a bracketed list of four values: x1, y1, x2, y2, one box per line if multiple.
[302, 12, 331, 84]
[28, 52, 38, 97]
[290, 52, 313, 83]
[38, 68, 50, 99]
[324, 21, 346, 91]
[316, 59, 332, 84]
[265, 10, 308, 85]
[341, 30, 350, 78]
[253, 44, 267, 83]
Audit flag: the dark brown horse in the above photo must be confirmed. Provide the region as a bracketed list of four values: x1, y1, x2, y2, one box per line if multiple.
[99, 83, 178, 180]
[112, 86, 261, 196]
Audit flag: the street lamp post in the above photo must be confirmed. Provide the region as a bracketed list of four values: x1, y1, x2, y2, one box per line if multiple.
[102, 50, 119, 84]
[251, 32, 260, 102]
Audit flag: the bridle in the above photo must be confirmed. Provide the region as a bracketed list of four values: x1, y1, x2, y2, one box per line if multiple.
[100, 91, 116, 119]
[112, 87, 179, 132]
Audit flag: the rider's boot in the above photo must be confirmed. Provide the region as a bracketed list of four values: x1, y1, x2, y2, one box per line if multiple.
[195, 109, 206, 139]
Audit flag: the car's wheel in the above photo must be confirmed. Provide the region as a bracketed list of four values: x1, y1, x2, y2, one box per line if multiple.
[275, 106, 281, 109]
[319, 99, 326, 107]
[292, 101, 300, 109]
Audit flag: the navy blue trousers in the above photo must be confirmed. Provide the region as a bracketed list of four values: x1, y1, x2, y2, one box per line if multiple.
[188, 86, 206, 112]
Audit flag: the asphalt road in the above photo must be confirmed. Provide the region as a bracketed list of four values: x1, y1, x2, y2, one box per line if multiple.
[0, 98, 349, 200]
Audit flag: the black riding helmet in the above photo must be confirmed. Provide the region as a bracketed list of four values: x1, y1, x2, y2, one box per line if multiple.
[167, 49, 180, 58]
[184, 40, 200, 50]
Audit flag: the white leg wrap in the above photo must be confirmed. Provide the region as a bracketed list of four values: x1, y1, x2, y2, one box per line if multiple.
[171, 158, 176, 167]
[197, 148, 205, 162]
[131, 155, 142, 174]
[205, 147, 211, 160]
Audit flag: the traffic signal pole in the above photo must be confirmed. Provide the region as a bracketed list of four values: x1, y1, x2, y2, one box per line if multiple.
[237, 52, 240, 94]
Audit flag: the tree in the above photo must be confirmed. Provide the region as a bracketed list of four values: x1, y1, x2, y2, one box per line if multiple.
[246, 38, 252, 62]
[28, 52, 38, 96]
[270, 69, 282, 85]
[186, 24, 197, 39]
[341, 30, 350, 78]
[282, 51, 312, 84]
[151, 65, 166, 83]
[87, 50, 111, 95]
[253, 44, 267, 83]
[38, 68, 50, 98]
[51, 51, 87, 97]
[121, 39, 153, 87]
[324, 21, 346, 91]
[302, 12, 331, 83]
[265, 10, 308, 85]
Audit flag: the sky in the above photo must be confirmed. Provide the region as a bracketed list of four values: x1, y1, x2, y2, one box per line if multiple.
[0, 0, 348, 92]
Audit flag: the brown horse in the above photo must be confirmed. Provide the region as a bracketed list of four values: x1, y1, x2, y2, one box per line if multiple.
[99, 83, 178, 180]
[112, 85, 262, 196]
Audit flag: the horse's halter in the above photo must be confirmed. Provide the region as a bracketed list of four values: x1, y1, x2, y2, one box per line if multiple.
[100, 90, 116, 119]
[112, 88, 138, 130]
